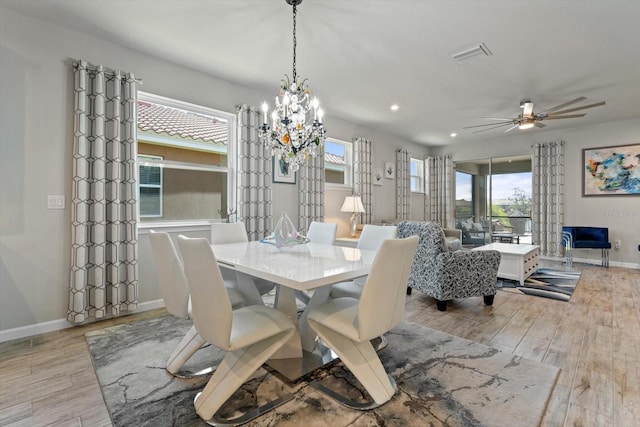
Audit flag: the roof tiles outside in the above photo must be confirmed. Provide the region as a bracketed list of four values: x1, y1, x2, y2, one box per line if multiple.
[137, 100, 344, 165]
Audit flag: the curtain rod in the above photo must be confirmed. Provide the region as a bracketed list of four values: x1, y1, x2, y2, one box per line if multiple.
[73, 61, 143, 84]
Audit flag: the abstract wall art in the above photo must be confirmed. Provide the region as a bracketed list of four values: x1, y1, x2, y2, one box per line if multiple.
[582, 143, 640, 196]
[273, 157, 296, 184]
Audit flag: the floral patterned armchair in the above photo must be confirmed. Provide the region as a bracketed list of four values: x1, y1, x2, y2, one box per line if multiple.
[397, 221, 501, 311]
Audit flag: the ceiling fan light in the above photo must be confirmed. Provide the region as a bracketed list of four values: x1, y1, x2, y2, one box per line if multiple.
[518, 122, 535, 130]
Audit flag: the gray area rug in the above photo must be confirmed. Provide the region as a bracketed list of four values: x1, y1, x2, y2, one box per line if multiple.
[498, 267, 581, 301]
[86, 314, 559, 426]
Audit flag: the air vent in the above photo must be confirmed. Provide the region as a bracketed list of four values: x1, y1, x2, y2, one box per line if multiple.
[451, 42, 492, 64]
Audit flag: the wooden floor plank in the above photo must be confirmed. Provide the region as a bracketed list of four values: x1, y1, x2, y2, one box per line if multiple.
[0, 401, 32, 426]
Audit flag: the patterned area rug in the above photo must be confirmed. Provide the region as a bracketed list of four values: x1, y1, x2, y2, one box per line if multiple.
[498, 267, 581, 301]
[86, 314, 559, 427]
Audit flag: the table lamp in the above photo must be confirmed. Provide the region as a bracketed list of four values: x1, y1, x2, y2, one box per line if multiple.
[340, 195, 365, 237]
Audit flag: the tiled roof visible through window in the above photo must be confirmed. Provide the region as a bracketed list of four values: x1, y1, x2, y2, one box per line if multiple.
[325, 152, 345, 165]
[137, 100, 344, 165]
[137, 101, 228, 145]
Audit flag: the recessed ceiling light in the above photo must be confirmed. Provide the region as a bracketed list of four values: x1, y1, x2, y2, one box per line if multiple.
[390, 104, 399, 111]
[450, 132, 458, 137]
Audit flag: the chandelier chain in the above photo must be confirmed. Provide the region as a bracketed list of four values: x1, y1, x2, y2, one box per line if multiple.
[292, 3, 297, 81]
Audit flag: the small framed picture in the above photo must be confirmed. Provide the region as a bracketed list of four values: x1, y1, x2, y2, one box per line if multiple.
[384, 162, 395, 179]
[272, 157, 296, 184]
[373, 168, 383, 186]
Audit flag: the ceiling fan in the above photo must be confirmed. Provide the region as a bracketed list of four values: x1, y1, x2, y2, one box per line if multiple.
[464, 97, 606, 134]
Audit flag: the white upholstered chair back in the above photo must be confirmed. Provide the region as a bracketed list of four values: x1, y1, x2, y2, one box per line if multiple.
[357, 236, 418, 340]
[211, 222, 275, 297]
[178, 236, 233, 349]
[210, 222, 248, 244]
[307, 221, 338, 245]
[357, 224, 398, 251]
[148, 230, 190, 319]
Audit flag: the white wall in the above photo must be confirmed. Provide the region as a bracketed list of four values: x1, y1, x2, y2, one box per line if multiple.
[0, 7, 425, 335]
[431, 118, 640, 266]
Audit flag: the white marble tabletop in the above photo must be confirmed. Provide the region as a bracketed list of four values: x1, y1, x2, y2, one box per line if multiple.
[211, 241, 376, 291]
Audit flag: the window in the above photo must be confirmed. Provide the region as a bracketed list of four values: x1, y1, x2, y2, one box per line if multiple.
[410, 158, 424, 193]
[455, 155, 532, 240]
[455, 171, 474, 221]
[490, 171, 532, 234]
[324, 138, 352, 186]
[139, 155, 163, 217]
[136, 92, 236, 223]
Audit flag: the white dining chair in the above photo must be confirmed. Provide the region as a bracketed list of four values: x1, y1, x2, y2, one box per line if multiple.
[330, 224, 398, 299]
[295, 221, 339, 305]
[147, 230, 246, 378]
[307, 236, 418, 409]
[178, 236, 296, 424]
[306, 221, 338, 245]
[210, 222, 248, 244]
[210, 222, 275, 298]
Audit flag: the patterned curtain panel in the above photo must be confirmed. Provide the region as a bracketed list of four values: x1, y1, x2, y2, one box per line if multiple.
[396, 149, 410, 220]
[424, 155, 454, 228]
[353, 137, 373, 224]
[236, 104, 272, 241]
[298, 152, 325, 233]
[532, 141, 564, 256]
[68, 60, 139, 323]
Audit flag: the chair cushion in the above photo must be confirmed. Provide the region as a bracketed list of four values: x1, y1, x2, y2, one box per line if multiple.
[445, 237, 462, 252]
[574, 240, 612, 249]
[225, 286, 247, 309]
[307, 297, 361, 342]
[228, 305, 295, 351]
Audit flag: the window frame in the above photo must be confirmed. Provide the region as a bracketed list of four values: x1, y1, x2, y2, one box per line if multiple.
[410, 157, 425, 194]
[136, 91, 237, 224]
[138, 154, 163, 218]
[324, 138, 353, 188]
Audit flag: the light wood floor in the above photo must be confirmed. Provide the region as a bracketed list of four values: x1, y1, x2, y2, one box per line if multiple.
[1, 261, 638, 426]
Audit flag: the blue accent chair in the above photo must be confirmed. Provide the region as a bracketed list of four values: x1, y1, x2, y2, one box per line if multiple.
[561, 226, 611, 267]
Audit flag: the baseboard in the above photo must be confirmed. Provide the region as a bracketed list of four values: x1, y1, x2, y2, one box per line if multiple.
[0, 299, 165, 343]
[540, 255, 639, 269]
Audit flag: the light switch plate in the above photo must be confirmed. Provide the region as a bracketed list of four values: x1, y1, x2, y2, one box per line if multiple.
[47, 195, 65, 209]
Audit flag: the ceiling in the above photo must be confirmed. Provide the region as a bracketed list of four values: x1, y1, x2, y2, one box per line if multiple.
[2, 0, 639, 146]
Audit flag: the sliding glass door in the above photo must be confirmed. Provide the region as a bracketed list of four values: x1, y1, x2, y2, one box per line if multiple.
[455, 155, 532, 245]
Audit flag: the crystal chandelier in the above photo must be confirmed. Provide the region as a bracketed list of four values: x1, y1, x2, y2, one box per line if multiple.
[259, 0, 326, 172]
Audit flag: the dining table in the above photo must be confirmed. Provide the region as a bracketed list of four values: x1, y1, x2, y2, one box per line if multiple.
[211, 240, 377, 381]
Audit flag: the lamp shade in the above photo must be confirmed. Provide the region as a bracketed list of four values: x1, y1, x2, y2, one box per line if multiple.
[340, 196, 365, 213]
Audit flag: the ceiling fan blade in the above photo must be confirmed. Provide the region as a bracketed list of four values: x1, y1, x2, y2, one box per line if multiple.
[545, 114, 587, 120]
[479, 117, 516, 121]
[471, 123, 513, 133]
[547, 101, 606, 115]
[539, 97, 586, 114]
[504, 124, 519, 133]
[534, 122, 546, 128]
[464, 121, 514, 129]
